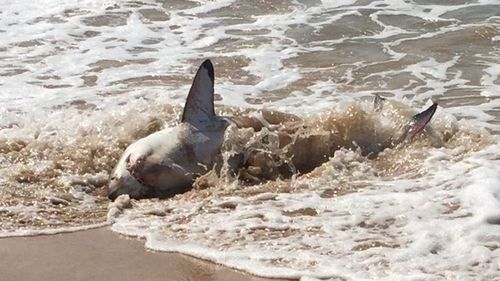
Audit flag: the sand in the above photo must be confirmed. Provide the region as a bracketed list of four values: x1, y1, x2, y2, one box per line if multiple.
[0, 227, 295, 281]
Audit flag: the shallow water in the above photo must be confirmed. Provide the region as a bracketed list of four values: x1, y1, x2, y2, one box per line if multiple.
[1, 0, 499, 280]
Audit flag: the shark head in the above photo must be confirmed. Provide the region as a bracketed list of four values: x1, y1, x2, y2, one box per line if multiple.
[108, 59, 224, 201]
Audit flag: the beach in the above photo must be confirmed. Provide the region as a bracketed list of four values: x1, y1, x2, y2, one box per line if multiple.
[1, 0, 499, 279]
[0, 227, 294, 281]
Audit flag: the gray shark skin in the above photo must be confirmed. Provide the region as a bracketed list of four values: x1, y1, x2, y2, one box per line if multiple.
[108, 60, 229, 200]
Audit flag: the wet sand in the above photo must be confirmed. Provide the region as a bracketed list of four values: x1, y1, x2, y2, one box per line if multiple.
[0, 228, 295, 281]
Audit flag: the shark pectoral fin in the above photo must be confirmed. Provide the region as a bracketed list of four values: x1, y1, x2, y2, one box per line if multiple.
[181, 59, 216, 126]
[374, 94, 386, 112]
[405, 103, 438, 139]
[127, 155, 192, 190]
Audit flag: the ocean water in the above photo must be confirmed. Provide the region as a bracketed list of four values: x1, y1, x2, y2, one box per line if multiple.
[1, 0, 499, 280]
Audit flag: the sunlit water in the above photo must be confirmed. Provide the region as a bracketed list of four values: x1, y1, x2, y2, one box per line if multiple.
[1, 0, 499, 280]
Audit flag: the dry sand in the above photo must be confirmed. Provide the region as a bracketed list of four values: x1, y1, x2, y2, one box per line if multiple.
[0, 227, 295, 281]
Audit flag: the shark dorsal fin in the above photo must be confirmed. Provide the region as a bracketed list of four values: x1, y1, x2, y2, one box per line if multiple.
[181, 59, 216, 125]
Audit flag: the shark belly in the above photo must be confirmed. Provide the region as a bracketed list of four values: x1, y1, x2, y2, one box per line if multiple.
[125, 123, 226, 195]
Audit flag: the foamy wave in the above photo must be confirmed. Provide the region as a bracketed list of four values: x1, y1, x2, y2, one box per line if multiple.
[0, 222, 109, 238]
[110, 135, 500, 280]
[1, 1, 499, 279]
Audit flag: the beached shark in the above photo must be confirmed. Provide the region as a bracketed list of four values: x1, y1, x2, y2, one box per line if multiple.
[108, 60, 440, 200]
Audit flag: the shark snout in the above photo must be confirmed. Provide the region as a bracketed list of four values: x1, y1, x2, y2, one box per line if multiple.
[107, 174, 148, 201]
[107, 177, 124, 201]
[108, 190, 119, 201]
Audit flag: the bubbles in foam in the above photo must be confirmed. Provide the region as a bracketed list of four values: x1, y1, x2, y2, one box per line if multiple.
[111, 102, 499, 280]
[1, 0, 500, 279]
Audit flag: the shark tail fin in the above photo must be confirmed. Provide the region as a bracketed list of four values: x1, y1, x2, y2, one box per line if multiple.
[374, 94, 386, 112]
[181, 59, 216, 125]
[405, 103, 438, 139]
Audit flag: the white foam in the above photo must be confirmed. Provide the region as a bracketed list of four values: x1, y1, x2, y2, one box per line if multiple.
[111, 140, 500, 280]
[1, 0, 500, 279]
[0, 222, 110, 238]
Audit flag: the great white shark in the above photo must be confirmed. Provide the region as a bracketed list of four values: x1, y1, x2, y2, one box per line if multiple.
[108, 60, 440, 200]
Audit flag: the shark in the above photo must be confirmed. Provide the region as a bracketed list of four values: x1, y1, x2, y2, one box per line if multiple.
[108, 60, 441, 200]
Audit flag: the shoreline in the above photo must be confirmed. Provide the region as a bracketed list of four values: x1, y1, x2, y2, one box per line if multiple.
[0, 227, 295, 281]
